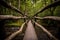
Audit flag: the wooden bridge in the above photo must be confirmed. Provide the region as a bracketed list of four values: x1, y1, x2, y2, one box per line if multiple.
[0, 0, 60, 40]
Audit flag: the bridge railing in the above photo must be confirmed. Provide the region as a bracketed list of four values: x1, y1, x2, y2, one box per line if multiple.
[0, 0, 60, 40]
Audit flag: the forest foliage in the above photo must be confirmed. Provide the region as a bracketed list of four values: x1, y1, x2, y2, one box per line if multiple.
[0, 0, 60, 27]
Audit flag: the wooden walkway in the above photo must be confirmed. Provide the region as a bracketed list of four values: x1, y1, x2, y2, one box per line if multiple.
[23, 20, 38, 40]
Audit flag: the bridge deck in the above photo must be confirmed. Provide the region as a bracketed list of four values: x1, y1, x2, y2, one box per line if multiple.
[23, 20, 38, 40]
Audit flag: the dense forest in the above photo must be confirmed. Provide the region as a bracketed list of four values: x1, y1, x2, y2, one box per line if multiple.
[0, 0, 60, 40]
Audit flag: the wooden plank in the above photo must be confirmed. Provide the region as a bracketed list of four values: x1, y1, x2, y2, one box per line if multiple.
[23, 20, 38, 40]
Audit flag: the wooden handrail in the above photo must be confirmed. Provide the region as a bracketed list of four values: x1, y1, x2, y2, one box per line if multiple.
[0, 0, 27, 17]
[34, 16, 60, 21]
[32, 20, 58, 40]
[33, 0, 60, 16]
[5, 20, 28, 40]
[0, 15, 27, 20]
